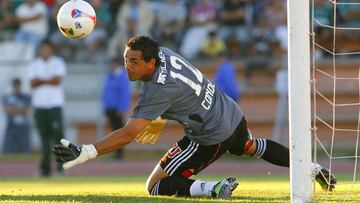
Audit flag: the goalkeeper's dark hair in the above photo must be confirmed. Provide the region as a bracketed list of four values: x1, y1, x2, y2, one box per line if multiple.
[126, 36, 160, 67]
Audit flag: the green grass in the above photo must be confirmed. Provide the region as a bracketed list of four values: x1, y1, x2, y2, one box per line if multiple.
[0, 175, 359, 202]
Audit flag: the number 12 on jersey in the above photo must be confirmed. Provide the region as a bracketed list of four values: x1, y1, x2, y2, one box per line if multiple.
[169, 55, 203, 96]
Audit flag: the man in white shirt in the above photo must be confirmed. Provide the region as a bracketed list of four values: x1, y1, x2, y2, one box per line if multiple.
[27, 40, 66, 177]
[14, 0, 48, 47]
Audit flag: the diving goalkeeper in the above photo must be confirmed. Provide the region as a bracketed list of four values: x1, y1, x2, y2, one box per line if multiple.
[53, 36, 336, 199]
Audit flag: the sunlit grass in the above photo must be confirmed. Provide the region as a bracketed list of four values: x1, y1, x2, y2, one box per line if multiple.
[0, 175, 359, 202]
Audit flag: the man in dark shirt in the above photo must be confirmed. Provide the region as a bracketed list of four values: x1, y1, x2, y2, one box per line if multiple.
[102, 57, 131, 159]
[2, 78, 31, 153]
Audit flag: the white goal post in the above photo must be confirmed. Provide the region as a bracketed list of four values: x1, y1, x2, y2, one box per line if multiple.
[287, 0, 312, 202]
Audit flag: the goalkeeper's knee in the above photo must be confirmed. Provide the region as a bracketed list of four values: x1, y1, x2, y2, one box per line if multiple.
[241, 129, 256, 156]
[227, 128, 255, 156]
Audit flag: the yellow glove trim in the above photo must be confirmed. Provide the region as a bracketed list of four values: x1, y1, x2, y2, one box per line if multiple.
[135, 117, 167, 144]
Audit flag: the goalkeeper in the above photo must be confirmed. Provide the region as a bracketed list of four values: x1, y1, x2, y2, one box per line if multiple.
[53, 36, 336, 199]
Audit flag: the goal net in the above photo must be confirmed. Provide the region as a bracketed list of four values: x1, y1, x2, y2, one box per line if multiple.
[311, 0, 360, 201]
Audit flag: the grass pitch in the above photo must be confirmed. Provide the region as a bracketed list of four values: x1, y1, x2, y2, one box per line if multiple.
[0, 175, 359, 202]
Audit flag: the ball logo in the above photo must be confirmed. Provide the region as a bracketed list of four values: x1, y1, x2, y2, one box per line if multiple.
[71, 9, 82, 18]
[74, 22, 82, 29]
[60, 27, 74, 36]
[71, 9, 96, 24]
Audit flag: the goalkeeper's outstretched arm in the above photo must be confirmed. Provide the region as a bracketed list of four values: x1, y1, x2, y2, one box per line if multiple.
[53, 118, 151, 169]
[94, 118, 150, 155]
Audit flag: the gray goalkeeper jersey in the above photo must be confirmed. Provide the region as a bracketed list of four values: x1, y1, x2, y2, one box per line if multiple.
[131, 47, 244, 145]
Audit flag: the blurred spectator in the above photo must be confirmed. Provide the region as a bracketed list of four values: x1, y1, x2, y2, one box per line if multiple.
[201, 31, 226, 59]
[102, 57, 131, 159]
[179, 0, 218, 60]
[2, 78, 31, 153]
[274, 23, 287, 57]
[338, 3, 360, 28]
[262, 0, 287, 53]
[250, 17, 275, 58]
[0, 0, 21, 41]
[338, 4, 360, 53]
[263, 1, 286, 30]
[272, 57, 288, 143]
[13, 0, 49, 48]
[312, 0, 333, 51]
[152, 0, 187, 51]
[42, 0, 56, 9]
[218, 0, 250, 57]
[108, 0, 154, 58]
[27, 40, 66, 177]
[41, 0, 56, 22]
[252, 0, 270, 18]
[47, 0, 64, 35]
[84, 0, 111, 56]
[313, 0, 332, 27]
[269, 1, 287, 58]
[214, 52, 240, 102]
[271, 3, 288, 142]
[108, 0, 124, 36]
[245, 15, 275, 87]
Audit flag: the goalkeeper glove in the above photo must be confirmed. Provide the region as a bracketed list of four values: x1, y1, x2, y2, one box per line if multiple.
[135, 117, 167, 144]
[53, 139, 98, 170]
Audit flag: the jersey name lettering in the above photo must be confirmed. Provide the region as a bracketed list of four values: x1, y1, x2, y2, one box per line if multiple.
[157, 50, 167, 84]
[201, 81, 215, 110]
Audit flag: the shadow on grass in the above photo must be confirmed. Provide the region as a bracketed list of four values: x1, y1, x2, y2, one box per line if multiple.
[0, 194, 292, 203]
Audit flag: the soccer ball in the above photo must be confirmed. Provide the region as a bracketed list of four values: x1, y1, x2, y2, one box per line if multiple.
[57, 0, 96, 39]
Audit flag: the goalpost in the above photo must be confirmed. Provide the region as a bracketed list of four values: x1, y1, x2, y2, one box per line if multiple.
[287, 0, 312, 202]
[289, 0, 360, 201]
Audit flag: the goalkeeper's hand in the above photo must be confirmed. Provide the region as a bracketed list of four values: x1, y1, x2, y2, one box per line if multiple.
[135, 117, 167, 144]
[53, 139, 98, 170]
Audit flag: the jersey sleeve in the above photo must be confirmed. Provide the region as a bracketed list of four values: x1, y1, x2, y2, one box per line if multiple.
[131, 83, 171, 121]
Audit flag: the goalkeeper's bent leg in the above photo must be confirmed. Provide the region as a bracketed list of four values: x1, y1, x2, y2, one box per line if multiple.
[149, 176, 194, 196]
[149, 176, 238, 199]
[248, 138, 337, 190]
[252, 139, 289, 167]
[146, 163, 238, 198]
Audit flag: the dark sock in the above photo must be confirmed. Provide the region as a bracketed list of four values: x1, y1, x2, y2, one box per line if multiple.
[150, 176, 195, 196]
[254, 139, 289, 167]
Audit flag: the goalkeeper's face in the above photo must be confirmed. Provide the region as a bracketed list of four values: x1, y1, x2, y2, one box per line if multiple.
[124, 48, 156, 81]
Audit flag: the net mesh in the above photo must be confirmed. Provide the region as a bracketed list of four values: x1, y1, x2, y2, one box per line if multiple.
[311, 0, 360, 200]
